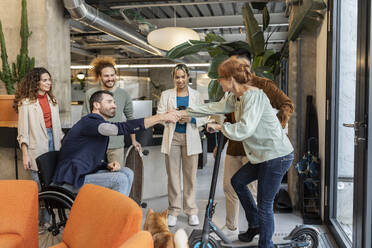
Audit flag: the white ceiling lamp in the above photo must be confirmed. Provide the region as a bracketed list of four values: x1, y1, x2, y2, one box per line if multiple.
[147, 7, 200, 51]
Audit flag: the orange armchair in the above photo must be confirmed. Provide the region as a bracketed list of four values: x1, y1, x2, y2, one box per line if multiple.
[0, 180, 38, 248]
[51, 184, 153, 248]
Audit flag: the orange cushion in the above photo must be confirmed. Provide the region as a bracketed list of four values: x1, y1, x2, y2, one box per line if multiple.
[0, 234, 23, 248]
[119, 231, 154, 248]
[0, 180, 38, 248]
[61, 184, 142, 248]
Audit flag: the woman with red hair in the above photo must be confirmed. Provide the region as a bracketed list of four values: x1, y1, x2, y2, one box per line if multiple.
[180, 57, 294, 248]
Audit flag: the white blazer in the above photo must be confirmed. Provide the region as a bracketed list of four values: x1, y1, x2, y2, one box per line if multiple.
[157, 87, 208, 155]
[17, 96, 64, 171]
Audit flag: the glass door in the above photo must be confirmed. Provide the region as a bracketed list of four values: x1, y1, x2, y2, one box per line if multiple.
[334, 0, 358, 242]
[326, 0, 371, 247]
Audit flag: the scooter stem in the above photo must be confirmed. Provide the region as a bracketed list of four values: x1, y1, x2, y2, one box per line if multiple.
[201, 132, 232, 246]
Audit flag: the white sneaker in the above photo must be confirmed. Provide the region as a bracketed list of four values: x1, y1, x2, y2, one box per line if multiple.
[168, 215, 177, 227]
[210, 225, 239, 241]
[188, 215, 200, 226]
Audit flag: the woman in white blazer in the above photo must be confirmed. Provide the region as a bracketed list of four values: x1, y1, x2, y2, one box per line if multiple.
[14, 67, 64, 187]
[157, 64, 207, 227]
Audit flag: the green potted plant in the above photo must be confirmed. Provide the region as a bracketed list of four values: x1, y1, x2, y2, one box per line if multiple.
[166, 3, 284, 102]
[0, 0, 34, 124]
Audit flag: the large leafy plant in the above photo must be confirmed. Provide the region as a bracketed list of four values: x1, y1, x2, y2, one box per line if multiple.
[166, 3, 283, 101]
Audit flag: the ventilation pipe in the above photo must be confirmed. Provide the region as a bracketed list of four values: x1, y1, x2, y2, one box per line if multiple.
[63, 0, 164, 56]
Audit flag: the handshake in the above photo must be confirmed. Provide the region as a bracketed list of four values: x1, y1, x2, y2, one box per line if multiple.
[159, 108, 189, 124]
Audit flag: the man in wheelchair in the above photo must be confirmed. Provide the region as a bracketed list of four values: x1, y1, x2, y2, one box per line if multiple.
[52, 90, 179, 195]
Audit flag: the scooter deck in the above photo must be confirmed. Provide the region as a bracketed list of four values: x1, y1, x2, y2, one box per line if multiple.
[125, 145, 144, 206]
[220, 240, 309, 248]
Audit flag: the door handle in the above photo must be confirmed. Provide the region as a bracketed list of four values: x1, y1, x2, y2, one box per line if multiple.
[343, 122, 367, 130]
[343, 123, 355, 128]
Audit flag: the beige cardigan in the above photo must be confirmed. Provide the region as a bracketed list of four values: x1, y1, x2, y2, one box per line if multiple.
[157, 87, 208, 156]
[17, 97, 64, 171]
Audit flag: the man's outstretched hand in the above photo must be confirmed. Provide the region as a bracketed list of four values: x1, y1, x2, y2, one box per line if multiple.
[161, 109, 183, 123]
[107, 161, 121, 172]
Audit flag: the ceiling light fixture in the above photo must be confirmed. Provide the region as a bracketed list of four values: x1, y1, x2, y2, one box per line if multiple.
[70, 63, 210, 70]
[147, 6, 200, 51]
[76, 71, 86, 80]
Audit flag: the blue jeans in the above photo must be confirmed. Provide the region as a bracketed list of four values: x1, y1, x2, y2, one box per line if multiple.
[61, 167, 134, 196]
[84, 167, 134, 196]
[231, 152, 294, 248]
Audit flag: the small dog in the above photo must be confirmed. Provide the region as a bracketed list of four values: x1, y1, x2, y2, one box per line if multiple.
[144, 208, 189, 248]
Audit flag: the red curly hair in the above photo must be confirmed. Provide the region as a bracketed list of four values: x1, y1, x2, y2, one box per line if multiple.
[217, 57, 252, 84]
[13, 67, 57, 112]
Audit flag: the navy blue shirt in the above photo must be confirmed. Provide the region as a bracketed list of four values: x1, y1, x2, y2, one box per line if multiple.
[175, 96, 196, 133]
[53, 113, 145, 188]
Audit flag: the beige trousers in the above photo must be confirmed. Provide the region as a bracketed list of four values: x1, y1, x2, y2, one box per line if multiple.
[165, 132, 199, 216]
[224, 154, 257, 230]
[107, 148, 124, 166]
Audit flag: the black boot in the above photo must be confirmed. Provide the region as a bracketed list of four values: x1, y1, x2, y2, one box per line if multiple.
[238, 227, 260, 242]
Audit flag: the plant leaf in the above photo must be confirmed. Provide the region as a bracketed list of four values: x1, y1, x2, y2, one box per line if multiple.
[207, 47, 224, 57]
[264, 52, 281, 67]
[242, 3, 265, 56]
[166, 40, 213, 59]
[208, 79, 225, 102]
[208, 54, 229, 79]
[253, 66, 275, 81]
[205, 33, 226, 43]
[262, 6, 270, 32]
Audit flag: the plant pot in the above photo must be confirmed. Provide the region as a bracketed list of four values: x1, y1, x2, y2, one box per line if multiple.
[0, 95, 18, 126]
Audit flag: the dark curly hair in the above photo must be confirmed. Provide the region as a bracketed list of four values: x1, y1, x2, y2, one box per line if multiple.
[13, 67, 57, 112]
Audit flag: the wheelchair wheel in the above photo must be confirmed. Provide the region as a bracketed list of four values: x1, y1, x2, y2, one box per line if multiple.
[38, 191, 74, 248]
[189, 229, 221, 248]
[291, 228, 319, 248]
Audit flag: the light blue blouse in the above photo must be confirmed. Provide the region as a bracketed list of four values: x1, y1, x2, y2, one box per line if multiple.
[187, 89, 293, 164]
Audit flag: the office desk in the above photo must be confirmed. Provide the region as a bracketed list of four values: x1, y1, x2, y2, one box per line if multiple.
[0, 121, 18, 179]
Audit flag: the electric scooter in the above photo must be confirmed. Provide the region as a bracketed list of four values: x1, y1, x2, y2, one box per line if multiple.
[188, 132, 320, 248]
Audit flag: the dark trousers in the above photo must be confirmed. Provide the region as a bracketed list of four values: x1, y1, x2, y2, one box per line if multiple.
[231, 152, 294, 248]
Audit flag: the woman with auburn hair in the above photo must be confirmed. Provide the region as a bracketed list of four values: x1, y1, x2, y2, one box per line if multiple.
[179, 57, 294, 248]
[14, 67, 64, 226]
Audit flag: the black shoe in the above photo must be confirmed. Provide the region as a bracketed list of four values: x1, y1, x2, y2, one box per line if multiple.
[238, 227, 260, 242]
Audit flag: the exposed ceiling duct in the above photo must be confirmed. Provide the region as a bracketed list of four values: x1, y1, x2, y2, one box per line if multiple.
[63, 0, 164, 56]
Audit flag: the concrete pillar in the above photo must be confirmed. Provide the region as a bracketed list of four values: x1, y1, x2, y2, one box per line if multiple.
[0, 0, 71, 179]
[315, 11, 327, 221]
[287, 2, 319, 208]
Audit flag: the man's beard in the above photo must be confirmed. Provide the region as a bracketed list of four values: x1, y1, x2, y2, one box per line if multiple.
[99, 108, 116, 119]
[102, 80, 115, 88]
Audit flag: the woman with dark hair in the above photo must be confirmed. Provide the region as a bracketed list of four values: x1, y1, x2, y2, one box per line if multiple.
[15, 67, 64, 189]
[179, 57, 294, 248]
[157, 64, 207, 227]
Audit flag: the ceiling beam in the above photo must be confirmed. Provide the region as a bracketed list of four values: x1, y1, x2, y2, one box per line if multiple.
[110, 0, 285, 10]
[71, 46, 97, 57]
[147, 14, 288, 29]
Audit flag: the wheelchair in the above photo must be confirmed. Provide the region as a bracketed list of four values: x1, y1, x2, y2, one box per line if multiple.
[36, 151, 76, 247]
